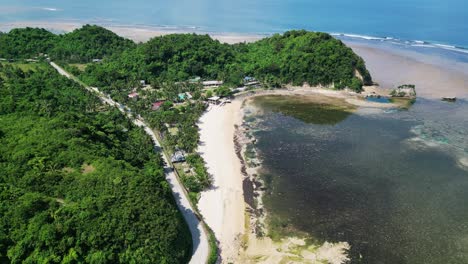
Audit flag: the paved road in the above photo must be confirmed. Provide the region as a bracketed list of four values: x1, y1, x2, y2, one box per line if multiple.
[50, 62, 210, 264]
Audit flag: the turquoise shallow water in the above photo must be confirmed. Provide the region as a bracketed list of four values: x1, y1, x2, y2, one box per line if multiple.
[247, 96, 468, 263]
[1, 0, 468, 48]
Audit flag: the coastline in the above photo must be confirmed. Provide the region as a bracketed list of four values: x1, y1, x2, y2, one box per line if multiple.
[0, 21, 263, 44]
[347, 43, 468, 100]
[197, 83, 466, 263]
[2, 20, 466, 99]
[197, 88, 393, 263]
[4, 21, 467, 262]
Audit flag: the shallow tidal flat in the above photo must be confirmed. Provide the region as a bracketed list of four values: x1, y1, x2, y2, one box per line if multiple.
[243, 94, 468, 263]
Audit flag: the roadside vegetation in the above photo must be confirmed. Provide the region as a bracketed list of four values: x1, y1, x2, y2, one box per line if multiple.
[0, 63, 192, 263]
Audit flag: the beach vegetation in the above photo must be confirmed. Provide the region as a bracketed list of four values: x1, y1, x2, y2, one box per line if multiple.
[205, 90, 213, 98]
[390, 84, 417, 98]
[215, 86, 232, 97]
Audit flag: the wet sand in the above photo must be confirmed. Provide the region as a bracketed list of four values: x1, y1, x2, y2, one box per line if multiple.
[348, 43, 468, 100]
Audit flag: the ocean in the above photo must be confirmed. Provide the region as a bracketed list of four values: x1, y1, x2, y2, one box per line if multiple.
[0, 0, 468, 49]
[246, 95, 468, 263]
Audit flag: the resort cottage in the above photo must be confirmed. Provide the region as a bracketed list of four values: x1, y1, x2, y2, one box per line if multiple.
[171, 150, 186, 163]
[128, 92, 139, 100]
[151, 101, 164, 111]
[207, 96, 221, 104]
[202, 80, 223, 88]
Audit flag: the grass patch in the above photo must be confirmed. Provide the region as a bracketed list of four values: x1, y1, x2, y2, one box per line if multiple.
[69, 63, 88, 71]
[1, 61, 47, 71]
[81, 163, 96, 174]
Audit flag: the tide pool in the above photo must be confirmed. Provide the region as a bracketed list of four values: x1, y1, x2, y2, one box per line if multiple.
[246, 95, 468, 263]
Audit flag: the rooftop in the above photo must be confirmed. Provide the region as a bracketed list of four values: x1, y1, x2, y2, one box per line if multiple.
[202, 80, 223, 86]
[128, 92, 139, 98]
[208, 96, 220, 101]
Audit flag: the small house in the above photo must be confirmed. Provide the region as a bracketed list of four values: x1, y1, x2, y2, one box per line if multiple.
[202, 80, 224, 88]
[171, 150, 186, 163]
[185, 92, 193, 100]
[140, 80, 146, 86]
[151, 101, 164, 111]
[244, 76, 260, 87]
[178, 93, 187, 101]
[207, 96, 221, 104]
[128, 92, 139, 100]
[92, 59, 102, 63]
[244, 76, 255, 82]
[189, 76, 201, 83]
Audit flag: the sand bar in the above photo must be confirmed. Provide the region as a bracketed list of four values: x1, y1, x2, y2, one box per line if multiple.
[349, 43, 468, 100]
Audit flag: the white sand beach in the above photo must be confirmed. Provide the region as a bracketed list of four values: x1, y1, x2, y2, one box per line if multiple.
[197, 101, 245, 263]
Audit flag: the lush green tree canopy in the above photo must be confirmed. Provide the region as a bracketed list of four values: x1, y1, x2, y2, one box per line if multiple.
[0, 28, 57, 59]
[0, 25, 135, 63]
[0, 26, 372, 91]
[0, 64, 192, 263]
[82, 30, 372, 92]
[51, 25, 136, 63]
[238, 30, 372, 90]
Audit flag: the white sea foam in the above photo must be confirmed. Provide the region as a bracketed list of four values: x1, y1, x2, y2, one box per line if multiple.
[410, 44, 436, 48]
[42, 7, 60, 12]
[333, 32, 468, 55]
[339, 33, 386, 41]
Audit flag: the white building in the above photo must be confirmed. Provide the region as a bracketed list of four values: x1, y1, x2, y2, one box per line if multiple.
[202, 80, 223, 88]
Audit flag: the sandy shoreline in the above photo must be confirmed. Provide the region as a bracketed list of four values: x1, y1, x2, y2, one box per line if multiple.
[0, 21, 263, 44]
[197, 88, 388, 263]
[197, 84, 466, 263]
[197, 101, 245, 263]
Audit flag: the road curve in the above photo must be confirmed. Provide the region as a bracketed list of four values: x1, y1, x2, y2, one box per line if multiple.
[50, 62, 210, 264]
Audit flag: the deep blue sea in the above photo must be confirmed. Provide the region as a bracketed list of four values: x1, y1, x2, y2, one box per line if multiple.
[1, 0, 468, 49]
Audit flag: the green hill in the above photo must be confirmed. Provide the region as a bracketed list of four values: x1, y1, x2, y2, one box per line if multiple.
[51, 25, 136, 63]
[0, 25, 135, 63]
[0, 28, 56, 59]
[82, 29, 372, 92]
[0, 64, 192, 263]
